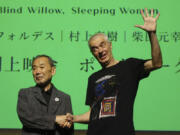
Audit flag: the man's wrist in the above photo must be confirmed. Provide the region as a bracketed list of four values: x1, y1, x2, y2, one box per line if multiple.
[148, 31, 156, 35]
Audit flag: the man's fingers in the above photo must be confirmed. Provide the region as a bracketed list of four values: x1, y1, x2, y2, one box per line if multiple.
[151, 9, 154, 17]
[155, 12, 160, 20]
[59, 121, 65, 127]
[145, 8, 149, 17]
[140, 9, 145, 20]
[62, 121, 72, 128]
[66, 113, 73, 121]
[66, 122, 72, 128]
[135, 25, 144, 30]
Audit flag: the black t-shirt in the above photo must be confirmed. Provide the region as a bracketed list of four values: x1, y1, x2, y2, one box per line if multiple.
[85, 58, 150, 135]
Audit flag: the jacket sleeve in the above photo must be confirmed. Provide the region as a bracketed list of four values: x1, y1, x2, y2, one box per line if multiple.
[62, 94, 74, 135]
[17, 89, 56, 130]
[65, 95, 73, 114]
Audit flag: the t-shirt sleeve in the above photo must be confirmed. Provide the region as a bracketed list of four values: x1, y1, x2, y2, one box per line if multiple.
[128, 58, 150, 80]
[85, 75, 95, 106]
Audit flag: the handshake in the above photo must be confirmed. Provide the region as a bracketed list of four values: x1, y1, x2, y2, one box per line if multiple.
[55, 113, 73, 128]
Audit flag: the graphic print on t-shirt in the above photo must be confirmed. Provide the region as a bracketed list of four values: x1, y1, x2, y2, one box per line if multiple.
[92, 74, 119, 120]
[99, 96, 116, 118]
[95, 80, 106, 97]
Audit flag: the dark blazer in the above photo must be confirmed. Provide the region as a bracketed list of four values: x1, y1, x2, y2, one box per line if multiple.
[17, 85, 74, 135]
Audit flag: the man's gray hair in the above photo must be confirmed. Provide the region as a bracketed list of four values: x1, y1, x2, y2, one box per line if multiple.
[88, 33, 110, 45]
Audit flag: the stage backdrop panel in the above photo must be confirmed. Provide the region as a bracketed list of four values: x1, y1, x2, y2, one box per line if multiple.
[0, 0, 180, 130]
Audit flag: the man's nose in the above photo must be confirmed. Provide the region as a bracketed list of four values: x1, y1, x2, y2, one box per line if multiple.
[98, 47, 103, 53]
[34, 68, 41, 74]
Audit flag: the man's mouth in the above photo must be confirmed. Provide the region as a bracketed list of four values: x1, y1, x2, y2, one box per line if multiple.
[36, 76, 43, 80]
[99, 53, 107, 60]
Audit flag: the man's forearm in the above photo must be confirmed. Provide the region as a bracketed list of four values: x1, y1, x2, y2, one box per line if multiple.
[148, 31, 162, 68]
[73, 110, 90, 124]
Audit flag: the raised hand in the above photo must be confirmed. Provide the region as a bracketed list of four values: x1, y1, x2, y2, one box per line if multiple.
[135, 8, 160, 32]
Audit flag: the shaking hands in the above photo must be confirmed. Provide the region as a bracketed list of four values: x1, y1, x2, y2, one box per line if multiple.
[55, 113, 73, 128]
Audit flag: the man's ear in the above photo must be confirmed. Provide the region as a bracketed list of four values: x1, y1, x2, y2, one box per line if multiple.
[52, 67, 56, 76]
[109, 42, 112, 49]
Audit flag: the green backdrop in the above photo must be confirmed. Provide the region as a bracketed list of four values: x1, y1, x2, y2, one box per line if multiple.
[0, 0, 180, 131]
